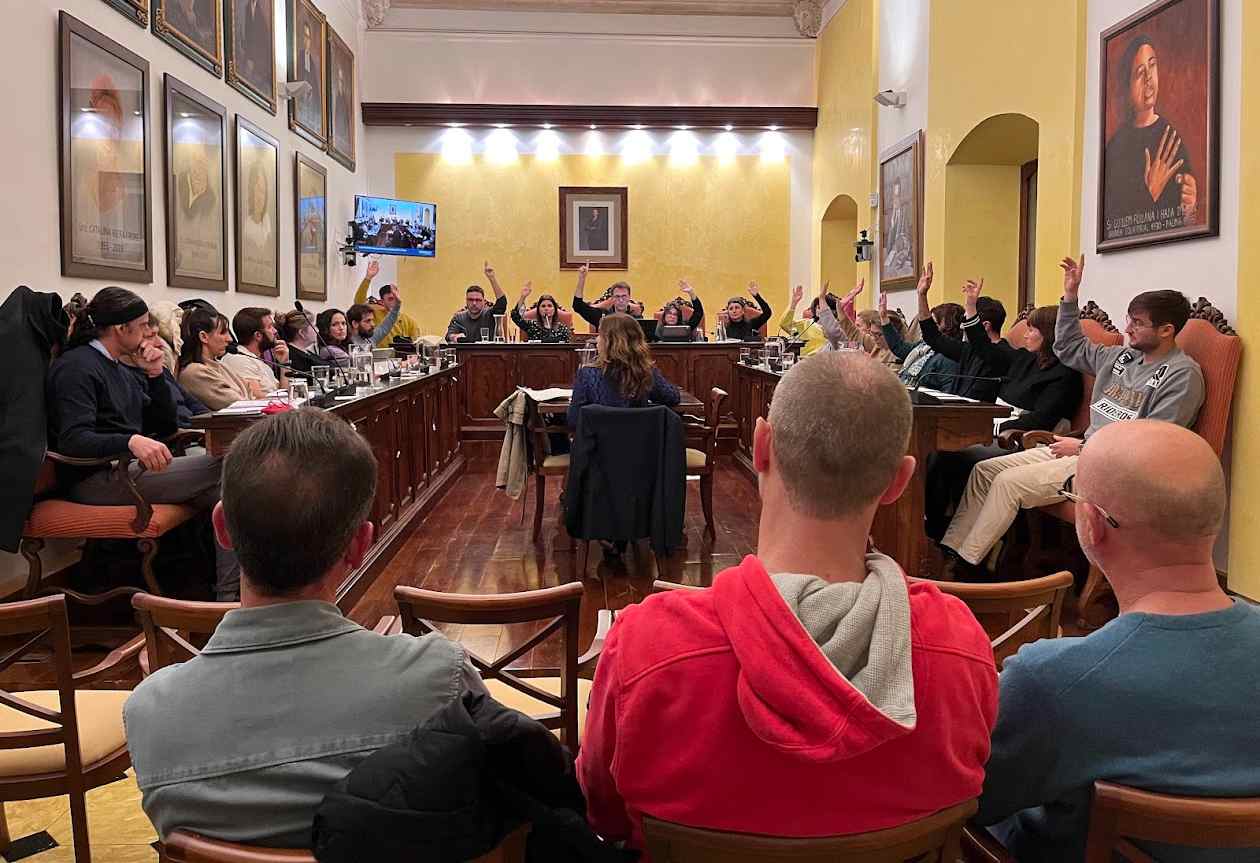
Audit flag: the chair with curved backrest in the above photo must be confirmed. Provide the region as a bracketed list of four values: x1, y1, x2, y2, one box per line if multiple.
[393, 583, 608, 750]
[160, 822, 529, 861]
[132, 593, 237, 676]
[683, 388, 729, 541]
[0, 595, 142, 863]
[642, 799, 977, 863]
[909, 572, 1072, 669]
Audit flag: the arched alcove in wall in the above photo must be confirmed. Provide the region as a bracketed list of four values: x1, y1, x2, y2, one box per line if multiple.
[943, 113, 1040, 319]
[820, 194, 859, 297]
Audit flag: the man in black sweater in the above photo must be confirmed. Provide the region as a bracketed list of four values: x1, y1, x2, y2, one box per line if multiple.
[46, 288, 239, 600]
[572, 264, 643, 331]
[915, 263, 1012, 401]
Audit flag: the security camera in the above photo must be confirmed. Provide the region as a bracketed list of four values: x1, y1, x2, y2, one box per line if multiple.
[874, 89, 907, 109]
[280, 80, 313, 101]
[854, 230, 874, 263]
[340, 221, 357, 267]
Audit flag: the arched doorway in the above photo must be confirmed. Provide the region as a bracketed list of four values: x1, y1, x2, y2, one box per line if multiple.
[821, 194, 859, 297]
[943, 113, 1039, 317]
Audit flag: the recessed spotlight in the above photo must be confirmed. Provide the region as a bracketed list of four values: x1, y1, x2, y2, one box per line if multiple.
[589, 124, 597, 130]
[633, 123, 644, 130]
[542, 122, 553, 129]
[724, 123, 734, 131]
[179, 112, 192, 118]
[769, 124, 780, 131]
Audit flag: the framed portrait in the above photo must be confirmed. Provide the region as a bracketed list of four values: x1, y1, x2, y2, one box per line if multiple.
[878, 130, 923, 292]
[326, 24, 356, 171]
[153, 0, 223, 77]
[225, 0, 276, 114]
[294, 153, 327, 301]
[102, 0, 149, 27]
[163, 75, 228, 292]
[287, 0, 327, 149]
[234, 115, 280, 296]
[1098, 0, 1220, 252]
[58, 12, 153, 283]
[559, 186, 628, 270]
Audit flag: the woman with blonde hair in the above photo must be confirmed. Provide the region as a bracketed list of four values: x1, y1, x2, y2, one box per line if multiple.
[567, 313, 680, 429]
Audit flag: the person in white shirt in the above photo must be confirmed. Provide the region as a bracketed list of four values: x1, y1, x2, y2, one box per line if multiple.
[224, 307, 289, 393]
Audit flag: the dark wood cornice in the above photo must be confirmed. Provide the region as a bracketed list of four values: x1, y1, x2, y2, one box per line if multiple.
[361, 102, 818, 130]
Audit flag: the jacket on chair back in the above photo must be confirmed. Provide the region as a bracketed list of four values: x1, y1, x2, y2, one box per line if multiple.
[563, 405, 685, 555]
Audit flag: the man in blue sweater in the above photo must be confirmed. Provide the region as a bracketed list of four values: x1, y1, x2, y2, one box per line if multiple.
[977, 419, 1260, 862]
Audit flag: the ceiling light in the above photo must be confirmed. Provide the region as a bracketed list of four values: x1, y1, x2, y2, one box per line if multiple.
[724, 123, 734, 131]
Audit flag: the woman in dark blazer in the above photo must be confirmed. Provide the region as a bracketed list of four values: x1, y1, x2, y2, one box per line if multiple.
[567, 312, 680, 430]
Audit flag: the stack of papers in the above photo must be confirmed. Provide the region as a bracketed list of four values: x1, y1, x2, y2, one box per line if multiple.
[217, 400, 271, 415]
[916, 388, 980, 403]
[519, 387, 573, 401]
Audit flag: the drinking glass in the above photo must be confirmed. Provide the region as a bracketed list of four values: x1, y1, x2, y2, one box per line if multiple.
[739, 347, 751, 365]
[311, 365, 331, 391]
[289, 380, 311, 403]
[781, 352, 795, 372]
[479, 328, 490, 342]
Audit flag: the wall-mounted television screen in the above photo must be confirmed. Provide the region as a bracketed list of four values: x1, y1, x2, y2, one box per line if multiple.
[353, 195, 436, 257]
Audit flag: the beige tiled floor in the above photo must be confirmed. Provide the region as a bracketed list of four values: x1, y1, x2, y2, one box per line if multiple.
[2, 770, 156, 862]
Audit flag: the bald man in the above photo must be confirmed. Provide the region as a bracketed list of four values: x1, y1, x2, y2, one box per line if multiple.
[976, 420, 1260, 863]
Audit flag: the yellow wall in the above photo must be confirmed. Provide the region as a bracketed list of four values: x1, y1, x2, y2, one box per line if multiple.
[820, 196, 858, 296]
[392, 153, 790, 335]
[811, 0, 877, 311]
[1227, 2, 1260, 600]
[943, 165, 1022, 314]
[925, 0, 1087, 308]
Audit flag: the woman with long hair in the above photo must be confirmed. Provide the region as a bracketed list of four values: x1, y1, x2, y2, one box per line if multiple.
[655, 280, 705, 342]
[317, 308, 350, 353]
[512, 282, 572, 343]
[177, 308, 263, 410]
[567, 313, 680, 429]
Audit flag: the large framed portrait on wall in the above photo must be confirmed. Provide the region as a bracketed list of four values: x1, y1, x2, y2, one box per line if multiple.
[326, 24, 356, 171]
[1098, 0, 1220, 252]
[163, 75, 227, 292]
[153, 0, 223, 77]
[225, 0, 276, 113]
[559, 186, 628, 270]
[234, 116, 280, 296]
[294, 153, 327, 301]
[877, 130, 924, 292]
[287, 0, 327, 149]
[102, 0, 149, 27]
[59, 12, 153, 283]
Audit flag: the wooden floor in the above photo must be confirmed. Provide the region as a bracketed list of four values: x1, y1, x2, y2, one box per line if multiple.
[348, 462, 763, 670]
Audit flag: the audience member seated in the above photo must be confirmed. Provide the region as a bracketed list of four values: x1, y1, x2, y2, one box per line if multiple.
[940, 255, 1205, 573]
[718, 284, 772, 341]
[512, 281, 573, 343]
[577, 352, 997, 852]
[976, 420, 1260, 863]
[178, 309, 263, 410]
[654, 281, 705, 342]
[573, 264, 644, 329]
[223, 307, 289, 392]
[347, 299, 399, 350]
[446, 261, 508, 343]
[568, 313, 681, 430]
[125, 409, 501, 848]
[46, 288, 239, 599]
[353, 259, 420, 345]
[279, 308, 340, 372]
[882, 288, 963, 390]
[915, 262, 1012, 400]
[120, 314, 208, 427]
[317, 308, 350, 355]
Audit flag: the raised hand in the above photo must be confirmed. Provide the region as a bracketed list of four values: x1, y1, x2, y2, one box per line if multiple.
[520, 281, 533, 302]
[578, 263, 589, 276]
[962, 278, 983, 315]
[916, 261, 934, 296]
[1144, 126, 1185, 204]
[878, 289, 889, 323]
[366, 259, 380, 281]
[128, 435, 173, 473]
[680, 279, 695, 296]
[844, 278, 865, 302]
[791, 284, 804, 308]
[483, 260, 495, 279]
[1059, 254, 1085, 300]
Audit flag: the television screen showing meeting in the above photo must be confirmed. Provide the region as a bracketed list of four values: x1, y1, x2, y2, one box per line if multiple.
[353, 195, 437, 258]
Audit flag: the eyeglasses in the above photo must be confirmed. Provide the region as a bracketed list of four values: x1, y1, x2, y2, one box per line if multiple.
[1059, 475, 1120, 529]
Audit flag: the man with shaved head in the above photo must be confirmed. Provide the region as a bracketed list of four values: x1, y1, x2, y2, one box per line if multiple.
[577, 353, 997, 854]
[977, 420, 1260, 863]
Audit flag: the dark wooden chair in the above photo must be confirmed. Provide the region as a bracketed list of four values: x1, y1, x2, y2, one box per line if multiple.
[132, 593, 238, 676]
[160, 826, 529, 862]
[963, 780, 1260, 863]
[0, 594, 142, 863]
[909, 571, 1072, 669]
[653, 580, 704, 593]
[528, 407, 570, 542]
[642, 799, 977, 862]
[683, 388, 729, 541]
[393, 582, 608, 750]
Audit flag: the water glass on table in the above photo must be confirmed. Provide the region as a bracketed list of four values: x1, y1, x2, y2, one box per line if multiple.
[479, 328, 490, 342]
[289, 380, 311, 404]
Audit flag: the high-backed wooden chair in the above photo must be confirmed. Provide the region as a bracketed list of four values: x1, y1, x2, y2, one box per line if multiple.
[393, 582, 607, 750]
[642, 799, 977, 862]
[683, 388, 729, 541]
[159, 827, 529, 863]
[910, 572, 1072, 669]
[528, 408, 570, 542]
[132, 593, 237, 676]
[0, 595, 142, 863]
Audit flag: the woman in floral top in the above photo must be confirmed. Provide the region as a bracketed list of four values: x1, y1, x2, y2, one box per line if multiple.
[511, 282, 573, 343]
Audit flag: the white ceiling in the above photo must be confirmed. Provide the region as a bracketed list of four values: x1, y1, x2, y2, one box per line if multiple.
[388, 0, 797, 15]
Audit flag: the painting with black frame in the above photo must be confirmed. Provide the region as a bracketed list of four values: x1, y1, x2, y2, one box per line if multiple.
[164, 75, 228, 292]
[287, 0, 327, 149]
[326, 23, 356, 171]
[295, 152, 328, 301]
[101, 0, 149, 27]
[225, 0, 276, 114]
[59, 11, 153, 284]
[234, 115, 280, 297]
[153, 0, 223, 77]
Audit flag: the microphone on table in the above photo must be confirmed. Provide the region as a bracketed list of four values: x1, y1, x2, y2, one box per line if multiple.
[908, 373, 1004, 405]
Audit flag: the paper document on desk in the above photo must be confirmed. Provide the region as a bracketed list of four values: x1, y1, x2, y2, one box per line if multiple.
[915, 388, 980, 403]
[218, 399, 271, 415]
[519, 387, 573, 402]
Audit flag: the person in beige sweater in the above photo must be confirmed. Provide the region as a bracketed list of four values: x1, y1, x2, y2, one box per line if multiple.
[178, 308, 264, 411]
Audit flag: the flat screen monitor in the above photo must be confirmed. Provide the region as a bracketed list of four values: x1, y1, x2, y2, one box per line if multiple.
[353, 195, 436, 258]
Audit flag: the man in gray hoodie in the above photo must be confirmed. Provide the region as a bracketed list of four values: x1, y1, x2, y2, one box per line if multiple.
[941, 253, 1205, 568]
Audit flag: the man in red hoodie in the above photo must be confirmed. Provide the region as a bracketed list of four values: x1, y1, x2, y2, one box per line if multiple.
[577, 351, 998, 853]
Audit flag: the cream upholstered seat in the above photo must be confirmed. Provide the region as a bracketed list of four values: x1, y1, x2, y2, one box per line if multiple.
[685, 448, 707, 470]
[541, 453, 570, 470]
[0, 690, 130, 777]
[484, 678, 593, 741]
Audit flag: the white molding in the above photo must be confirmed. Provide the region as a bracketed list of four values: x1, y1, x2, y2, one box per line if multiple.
[367, 26, 816, 47]
[821, 0, 848, 29]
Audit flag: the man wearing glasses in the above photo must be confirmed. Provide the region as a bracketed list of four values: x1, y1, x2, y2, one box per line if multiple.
[939, 253, 1204, 576]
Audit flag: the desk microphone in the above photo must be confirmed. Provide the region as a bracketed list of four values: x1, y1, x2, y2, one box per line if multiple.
[908, 372, 1003, 405]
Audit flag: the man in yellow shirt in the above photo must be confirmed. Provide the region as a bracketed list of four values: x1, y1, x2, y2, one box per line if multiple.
[353, 259, 421, 346]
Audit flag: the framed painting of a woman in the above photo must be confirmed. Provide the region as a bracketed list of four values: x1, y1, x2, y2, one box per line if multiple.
[234, 116, 279, 296]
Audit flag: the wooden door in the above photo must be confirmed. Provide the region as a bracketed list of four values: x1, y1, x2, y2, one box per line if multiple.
[393, 394, 413, 511]
[448, 370, 463, 458]
[460, 351, 516, 427]
[424, 385, 442, 475]
[361, 401, 397, 532]
[408, 387, 428, 498]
